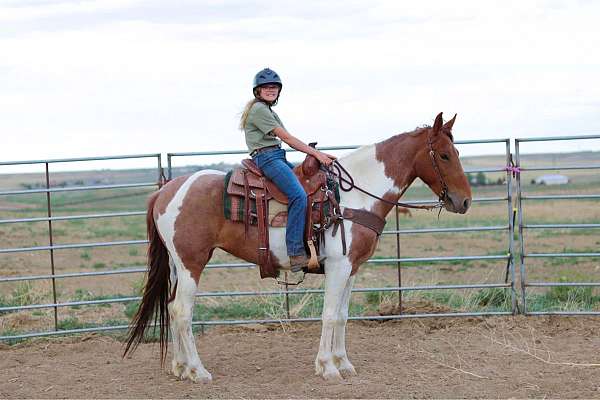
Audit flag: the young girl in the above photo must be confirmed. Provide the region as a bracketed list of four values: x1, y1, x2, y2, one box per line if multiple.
[240, 68, 336, 271]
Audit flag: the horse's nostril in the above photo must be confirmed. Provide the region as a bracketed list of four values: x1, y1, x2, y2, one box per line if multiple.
[463, 198, 471, 210]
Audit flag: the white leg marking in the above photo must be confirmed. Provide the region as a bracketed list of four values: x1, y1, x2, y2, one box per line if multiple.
[332, 275, 357, 376]
[168, 257, 186, 378]
[169, 267, 211, 383]
[315, 258, 352, 381]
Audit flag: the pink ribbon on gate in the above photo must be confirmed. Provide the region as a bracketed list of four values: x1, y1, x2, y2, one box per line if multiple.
[505, 165, 521, 176]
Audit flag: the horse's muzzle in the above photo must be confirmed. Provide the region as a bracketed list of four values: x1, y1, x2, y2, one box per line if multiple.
[445, 192, 471, 214]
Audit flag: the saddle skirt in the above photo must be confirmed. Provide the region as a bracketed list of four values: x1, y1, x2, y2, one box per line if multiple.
[225, 153, 332, 227]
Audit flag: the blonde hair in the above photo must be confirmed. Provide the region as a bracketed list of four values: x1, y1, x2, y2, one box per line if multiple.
[239, 97, 260, 130]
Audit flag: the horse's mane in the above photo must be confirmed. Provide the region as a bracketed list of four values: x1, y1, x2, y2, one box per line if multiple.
[406, 124, 454, 142]
[407, 126, 431, 137]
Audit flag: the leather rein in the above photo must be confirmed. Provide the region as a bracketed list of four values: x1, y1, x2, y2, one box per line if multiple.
[325, 133, 449, 211]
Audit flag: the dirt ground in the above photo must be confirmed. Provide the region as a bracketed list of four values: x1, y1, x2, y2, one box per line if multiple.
[2, 316, 600, 399]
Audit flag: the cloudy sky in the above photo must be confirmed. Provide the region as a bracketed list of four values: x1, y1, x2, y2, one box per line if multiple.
[1, 0, 599, 169]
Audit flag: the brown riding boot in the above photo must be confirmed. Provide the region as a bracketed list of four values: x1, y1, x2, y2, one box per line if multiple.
[289, 255, 309, 273]
[289, 254, 327, 273]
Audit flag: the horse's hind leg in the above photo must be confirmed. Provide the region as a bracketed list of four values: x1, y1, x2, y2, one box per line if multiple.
[169, 256, 212, 383]
[168, 257, 186, 379]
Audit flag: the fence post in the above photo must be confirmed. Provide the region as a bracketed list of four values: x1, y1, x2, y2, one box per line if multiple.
[45, 162, 59, 330]
[395, 206, 402, 311]
[167, 154, 173, 181]
[515, 140, 528, 313]
[505, 140, 517, 314]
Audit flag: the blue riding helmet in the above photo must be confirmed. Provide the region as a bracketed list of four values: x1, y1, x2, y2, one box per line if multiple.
[253, 68, 282, 90]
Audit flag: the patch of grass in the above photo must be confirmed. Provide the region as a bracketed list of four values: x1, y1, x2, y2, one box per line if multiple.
[0, 328, 27, 345]
[533, 229, 600, 239]
[80, 251, 91, 260]
[471, 288, 512, 309]
[0, 282, 46, 315]
[365, 290, 396, 307]
[131, 279, 145, 296]
[92, 262, 107, 269]
[104, 319, 129, 327]
[57, 317, 95, 331]
[410, 287, 513, 312]
[51, 228, 67, 237]
[526, 274, 600, 312]
[70, 289, 123, 309]
[67, 219, 85, 227]
[124, 301, 140, 319]
[128, 248, 139, 257]
[194, 298, 276, 320]
[86, 222, 145, 240]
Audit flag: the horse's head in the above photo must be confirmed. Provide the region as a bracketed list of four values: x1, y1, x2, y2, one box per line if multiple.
[415, 112, 472, 214]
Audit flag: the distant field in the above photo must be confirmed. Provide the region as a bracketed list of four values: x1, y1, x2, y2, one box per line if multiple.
[1, 151, 599, 338]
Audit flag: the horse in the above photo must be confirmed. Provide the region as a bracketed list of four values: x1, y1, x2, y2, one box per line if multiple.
[123, 112, 472, 382]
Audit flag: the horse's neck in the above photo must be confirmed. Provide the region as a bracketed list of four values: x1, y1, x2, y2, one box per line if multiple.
[337, 135, 418, 219]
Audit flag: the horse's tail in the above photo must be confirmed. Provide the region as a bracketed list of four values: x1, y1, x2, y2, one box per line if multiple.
[123, 190, 171, 364]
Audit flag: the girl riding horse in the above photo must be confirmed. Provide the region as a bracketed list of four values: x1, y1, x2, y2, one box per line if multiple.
[240, 68, 336, 271]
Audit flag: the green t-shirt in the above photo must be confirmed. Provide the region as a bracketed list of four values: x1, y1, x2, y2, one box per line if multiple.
[244, 102, 284, 154]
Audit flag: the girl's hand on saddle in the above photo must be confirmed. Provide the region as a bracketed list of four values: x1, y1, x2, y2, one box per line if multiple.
[315, 151, 336, 166]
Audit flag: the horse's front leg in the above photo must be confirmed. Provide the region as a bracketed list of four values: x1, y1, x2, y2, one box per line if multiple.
[315, 259, 351, 381]
[332, 275, 356, 376]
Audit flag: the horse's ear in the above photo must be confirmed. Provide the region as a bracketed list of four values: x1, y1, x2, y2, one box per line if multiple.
[432, 112, 443, 136]
[443, 113, 457, 131]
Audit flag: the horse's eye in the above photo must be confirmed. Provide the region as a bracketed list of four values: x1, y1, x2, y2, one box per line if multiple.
[440, 153, 450, 161]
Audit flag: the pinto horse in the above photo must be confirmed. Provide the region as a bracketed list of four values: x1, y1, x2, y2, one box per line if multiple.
[124, 112, 472, 382]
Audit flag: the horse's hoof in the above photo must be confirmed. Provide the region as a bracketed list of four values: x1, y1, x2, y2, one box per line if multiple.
[171, 361, 186, 379]
[322, 369, 343, 382]
[338, 363, 357, 377]
[184, 366, 212, 383]
[314, 362, 324, 376]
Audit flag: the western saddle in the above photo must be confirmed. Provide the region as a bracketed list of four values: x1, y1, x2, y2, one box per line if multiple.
[226, 145, 335, 279]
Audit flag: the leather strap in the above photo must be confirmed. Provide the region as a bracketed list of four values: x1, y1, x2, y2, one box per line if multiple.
[243, 170, 250, 239]
[256, 177, 274, 278]
[342, 207, 386, 236]
[327, 191, 347, 255]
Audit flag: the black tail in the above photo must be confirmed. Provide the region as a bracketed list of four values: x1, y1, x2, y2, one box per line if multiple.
[123, 191, 171, 364]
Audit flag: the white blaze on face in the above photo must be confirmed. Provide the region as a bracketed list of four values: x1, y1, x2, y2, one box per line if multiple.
[337, 144, 401, 210]
[157, 170, 225, 279]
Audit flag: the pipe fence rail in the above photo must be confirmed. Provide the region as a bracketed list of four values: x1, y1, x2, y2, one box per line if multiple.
[515, 135, 600, 315]
[0, 154, 162, 339]
[1, 135, 598, 341]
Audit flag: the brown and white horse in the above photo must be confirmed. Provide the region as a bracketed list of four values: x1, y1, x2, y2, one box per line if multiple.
[124, 112, 472, 382]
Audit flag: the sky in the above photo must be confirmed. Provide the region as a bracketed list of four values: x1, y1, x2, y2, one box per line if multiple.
[1, 0, 600, 171]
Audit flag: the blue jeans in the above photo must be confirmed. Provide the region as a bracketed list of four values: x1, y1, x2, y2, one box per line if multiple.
[253, 148, 307, 257]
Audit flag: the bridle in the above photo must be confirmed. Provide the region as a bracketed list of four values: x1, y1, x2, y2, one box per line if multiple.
[326, 130, 450, 211]
[426, 130, 450, 205]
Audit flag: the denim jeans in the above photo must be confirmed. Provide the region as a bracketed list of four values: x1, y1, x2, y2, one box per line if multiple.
[253, 148, 307, 256]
